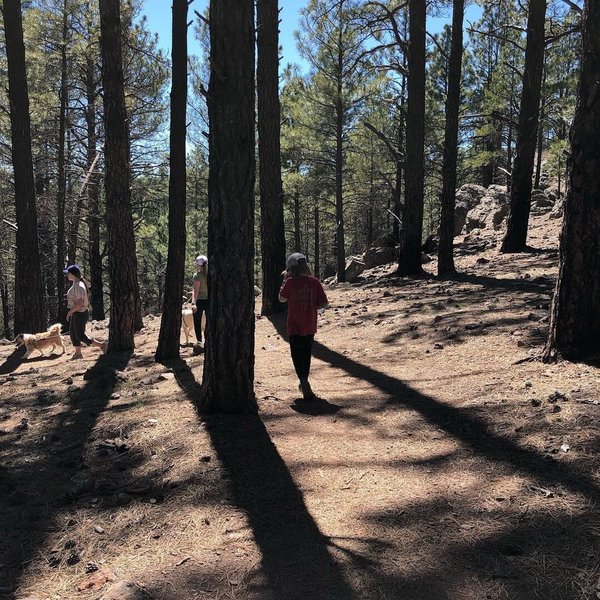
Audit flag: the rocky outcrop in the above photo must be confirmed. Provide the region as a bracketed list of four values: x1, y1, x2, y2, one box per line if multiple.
[454, 184, 487, 235]
[363, 246, 399, 269]
[464, 186, 510, 233]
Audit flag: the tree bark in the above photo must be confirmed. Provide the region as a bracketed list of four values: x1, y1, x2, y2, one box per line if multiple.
[99, 0, 141, 351]
[437, 0, 464, 276]
[2, 0, 46, 335]
[294, 186, 301, 251]
[543, 0, 600, 361]
[199, 0, 257, 414]
[85, 53, 105, 321]
[257, 0, 286, 316]
[55, 1, 69, 324]
[398, 0, 426, 275]
[314, 203, 320, 279]
[334, 9, 347, 282]
[501, 0, 547, 253]
[156, 0, 188, 361]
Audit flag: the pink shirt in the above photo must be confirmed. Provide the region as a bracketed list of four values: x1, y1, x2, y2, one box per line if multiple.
[279, 275, 328, 336]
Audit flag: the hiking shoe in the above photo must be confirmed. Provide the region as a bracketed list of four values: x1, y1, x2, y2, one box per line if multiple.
[299, 379, 316, 401]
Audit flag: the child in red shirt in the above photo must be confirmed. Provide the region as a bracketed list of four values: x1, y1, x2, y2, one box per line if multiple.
[279, 252, 329, 400]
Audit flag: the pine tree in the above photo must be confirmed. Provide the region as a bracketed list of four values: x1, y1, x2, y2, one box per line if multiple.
[99, 0, 141, 351]
[199, 0, 257, 413]
[543, 0, 600, 361]
[257, 0, 286, 315]
[1, 0, 46, 335]
[155, 0, 188, 361]
[501, 0, 547, 252]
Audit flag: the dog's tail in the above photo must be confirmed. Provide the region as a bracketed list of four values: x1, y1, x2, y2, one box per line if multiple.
[47, 323, 63, 335]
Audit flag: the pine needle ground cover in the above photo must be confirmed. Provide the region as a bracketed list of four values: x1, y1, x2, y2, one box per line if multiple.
[1, 213, 598, 600]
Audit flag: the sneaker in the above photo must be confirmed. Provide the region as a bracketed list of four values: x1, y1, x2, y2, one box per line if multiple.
[299, 379, 316, 401]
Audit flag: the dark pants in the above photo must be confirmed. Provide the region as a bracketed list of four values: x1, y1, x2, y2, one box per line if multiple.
[70, 310, 93, 347]
[194, 299, 208, 342]
[289, 334, 314, 380]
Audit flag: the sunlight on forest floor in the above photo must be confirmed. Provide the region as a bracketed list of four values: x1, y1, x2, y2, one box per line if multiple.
[1, 213, 599, 600]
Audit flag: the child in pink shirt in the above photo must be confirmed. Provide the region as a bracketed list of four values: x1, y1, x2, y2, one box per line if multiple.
[279, 252, 328, 400]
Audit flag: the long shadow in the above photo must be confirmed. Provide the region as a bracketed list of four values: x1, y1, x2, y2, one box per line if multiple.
[449, 271, 555, 296]
[0, 347, 26, 375]
[0, 351, 132, 595]
[268, 314, 600, 504]
[170, 358, 356, 600]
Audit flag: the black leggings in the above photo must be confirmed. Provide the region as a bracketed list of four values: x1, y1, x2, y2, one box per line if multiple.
[194, 299, 208, 342]
[70, 310, 93, 347]
[289, 334, 314, 380]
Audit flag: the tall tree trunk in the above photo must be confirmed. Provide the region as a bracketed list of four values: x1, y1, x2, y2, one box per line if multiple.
[2, 0, 46, 335]
[543, 0, 600, 361]
[199, 0, 257, 414]
[437, 0, 464, 276]
[257, 0, 286, 316]
[86, 54, 105, 320]
[314, 203, 320, 279]
[398, 0, 426, 275]
[501, 0, 546, 253]
[334, 32, 346, 282]
[156, 0, 188, 361]
[55, 1, 69, 324]
[392, 93, 405, 242]
[0, 260, 10, 339]
[294, 186, 301, 251]
[534, 64, 547, 190]
[99, 0, 141, 351]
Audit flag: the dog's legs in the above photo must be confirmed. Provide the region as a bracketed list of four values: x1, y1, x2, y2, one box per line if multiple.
[24, 348, 33, 359]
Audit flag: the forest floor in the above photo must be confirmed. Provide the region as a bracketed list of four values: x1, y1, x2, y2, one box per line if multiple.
[1, 213, 600, 600]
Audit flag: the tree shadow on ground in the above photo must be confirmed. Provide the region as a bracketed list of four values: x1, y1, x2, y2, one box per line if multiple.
[0, 351, 132, 594]
[169, 358, 356, 600]
[267, 313, 599, 503]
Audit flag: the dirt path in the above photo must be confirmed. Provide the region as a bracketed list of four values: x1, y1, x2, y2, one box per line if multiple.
[1, 214, 599, 600]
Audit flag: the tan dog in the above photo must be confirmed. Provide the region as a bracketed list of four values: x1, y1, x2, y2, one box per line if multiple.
[14, 323, 66, 359]
[181, 308, 195, 345]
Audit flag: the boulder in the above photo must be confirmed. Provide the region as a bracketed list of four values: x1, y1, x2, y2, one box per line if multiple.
[344, 257, 366, 282]
[549, 198, 564, 220]
[454, 184, 487, 235]
[362, 246, 398, 268]
[530, 189, 554, 214]
[464, 187, 510, 233]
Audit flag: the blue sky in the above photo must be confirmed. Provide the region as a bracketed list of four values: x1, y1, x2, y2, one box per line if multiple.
[140, 1, 483, 70]
[141, 0, 308, 66]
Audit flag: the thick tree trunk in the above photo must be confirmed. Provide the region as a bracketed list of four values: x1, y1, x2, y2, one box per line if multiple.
[543, 0, 600, 361]
[437, 0, 464, 276]
[55, 2, 69, 324]
[293, 187, 301, 251]
[2, 0, 46, 335]
[314, 203, 320, 279]
[398, 0, 426, 275]
[86, 55, 105, 321]
[335, 85, 346, 280]
[156, 0, 188, 361]
[257, 0, 286, 316]
[501, 0, 546, 253]
[0, 260, 10, 339]
[199, 0, 257, 414]
[99, 0, 141, 351]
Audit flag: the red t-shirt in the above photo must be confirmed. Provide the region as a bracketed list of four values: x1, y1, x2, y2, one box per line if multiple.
[279, 275, 328, 336]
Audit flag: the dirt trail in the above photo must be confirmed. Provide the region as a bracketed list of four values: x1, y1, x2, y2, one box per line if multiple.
[1, 213, 599, 600]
